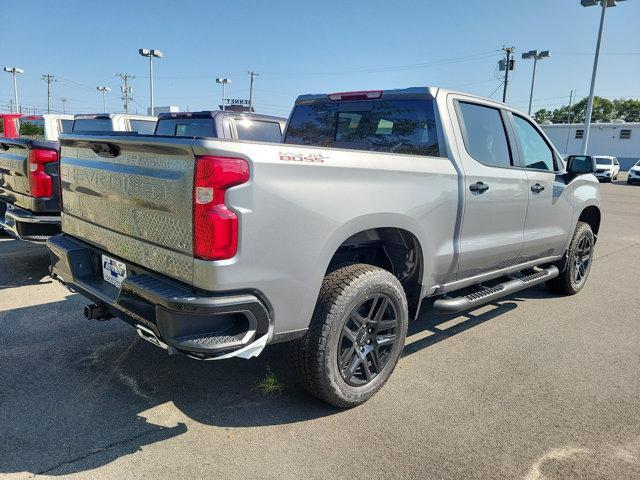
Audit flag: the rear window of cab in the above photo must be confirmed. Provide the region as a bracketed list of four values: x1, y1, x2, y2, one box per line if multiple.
[284, 99, 440, 156]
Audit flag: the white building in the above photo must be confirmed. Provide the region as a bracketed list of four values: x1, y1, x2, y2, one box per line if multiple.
[542, 122, 640, 169]
[147, 105, 180, 116]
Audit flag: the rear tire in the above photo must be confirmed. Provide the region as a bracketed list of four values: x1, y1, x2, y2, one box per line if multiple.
[546, 221, 594, 295]
[293, 264, 408, 408]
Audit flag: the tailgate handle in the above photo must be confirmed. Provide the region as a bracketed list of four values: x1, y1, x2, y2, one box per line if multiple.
[90, 142, 120, 158]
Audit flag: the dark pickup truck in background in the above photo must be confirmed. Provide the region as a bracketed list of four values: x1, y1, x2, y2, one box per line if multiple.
[0, 138, 61, 241]
[0, 111, 285, 243]
[153, 110, 285, 142]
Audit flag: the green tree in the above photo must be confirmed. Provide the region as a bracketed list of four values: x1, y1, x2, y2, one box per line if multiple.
[19, 123, 45, 138]
[534, 109, 553, 124]
[550, 105, 572, 124]
[533, 96, 639, 124]
[613, 98, 640, 122]
[569, 96, 615, 123]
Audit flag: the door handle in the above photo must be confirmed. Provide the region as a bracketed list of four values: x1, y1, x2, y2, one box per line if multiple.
[531, 183, 545, 194]
[469, 181, 489, 194]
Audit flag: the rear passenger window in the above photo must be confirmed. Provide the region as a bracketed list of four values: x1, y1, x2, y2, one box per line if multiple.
[60, 119, 74, 133]
[234, 119, 282, 143]
[458, 102, 512, 168]
[513, 115, 556, 171]
[285, 99, 440, 156]
[129, 120, 156, 134]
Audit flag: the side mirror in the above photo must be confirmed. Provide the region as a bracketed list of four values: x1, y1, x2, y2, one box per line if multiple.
[566, 155, 596, 174]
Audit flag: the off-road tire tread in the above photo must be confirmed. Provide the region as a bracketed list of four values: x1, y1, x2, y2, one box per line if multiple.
[293, 263, 407, 408]
[546, 221, 594, 295]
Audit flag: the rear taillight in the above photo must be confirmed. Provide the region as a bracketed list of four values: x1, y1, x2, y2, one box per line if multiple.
[28, 148, 58, 198]
[193, 155, 249, 261]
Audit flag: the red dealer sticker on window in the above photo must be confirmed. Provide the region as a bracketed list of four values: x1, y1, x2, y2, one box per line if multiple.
[278, 152, 327, 163]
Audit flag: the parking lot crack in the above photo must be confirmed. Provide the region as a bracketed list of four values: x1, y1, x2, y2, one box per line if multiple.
[594, 242, 640, 262]
[27, 427, 169, 477]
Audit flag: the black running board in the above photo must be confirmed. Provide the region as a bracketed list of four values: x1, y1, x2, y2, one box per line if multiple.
[433, 266, 559, 314]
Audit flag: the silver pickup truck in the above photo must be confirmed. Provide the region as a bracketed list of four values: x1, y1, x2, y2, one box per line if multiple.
[47, 87, 601, 407]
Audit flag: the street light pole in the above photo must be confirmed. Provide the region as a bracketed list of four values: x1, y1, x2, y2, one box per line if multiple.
[216, 78, 231, 111]
[139, 49, 163, 115]
[522, 50, 550, 115]
[4, 67, 24, 113]
[97, 86, 111, 113]
[248, 71, 258, 112]
[580, 0, 625, 155]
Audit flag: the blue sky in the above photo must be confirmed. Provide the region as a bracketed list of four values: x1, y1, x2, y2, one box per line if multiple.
[1, 0, 638, 118]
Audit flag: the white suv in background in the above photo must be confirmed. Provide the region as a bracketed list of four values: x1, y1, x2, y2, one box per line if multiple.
[594, 156, 620, 182]
[628, 160, 640, 185]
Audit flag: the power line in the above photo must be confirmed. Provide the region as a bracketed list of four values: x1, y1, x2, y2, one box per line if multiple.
[261, 51, 501, 76]
[488, 82, 505, 99]
[554, 51, 640, 56]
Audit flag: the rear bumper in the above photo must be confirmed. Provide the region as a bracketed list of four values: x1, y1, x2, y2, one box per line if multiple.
[0, 201, 60, 243]
[47, 234, 271, 359]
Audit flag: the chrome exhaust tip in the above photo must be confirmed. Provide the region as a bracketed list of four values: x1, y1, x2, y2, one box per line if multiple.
[136, 324, 168, 350]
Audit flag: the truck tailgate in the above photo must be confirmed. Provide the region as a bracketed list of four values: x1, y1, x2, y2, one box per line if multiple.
[0, 142, 30, 203]
[60, 135, 197, 283]
[0, 138, 60, 212]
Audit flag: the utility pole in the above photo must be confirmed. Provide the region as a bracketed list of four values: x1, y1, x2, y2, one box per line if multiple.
[248, 71, 258, 112]
[565, 90, 574, 156]
[41, 74, 56, 113]
[116, 73, 134, 113]
[60, 98, 67, 114]
[501, 47, 515, 103]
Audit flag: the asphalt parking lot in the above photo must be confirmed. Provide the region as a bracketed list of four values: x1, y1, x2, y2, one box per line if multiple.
[1, 175, 639, 480]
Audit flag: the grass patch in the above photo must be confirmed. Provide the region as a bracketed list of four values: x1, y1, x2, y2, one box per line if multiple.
[254, 367, 284, 396]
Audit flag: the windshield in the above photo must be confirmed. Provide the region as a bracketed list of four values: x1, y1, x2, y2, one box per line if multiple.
[595, 157, 613, 166]
[285, 99, 440, 156]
